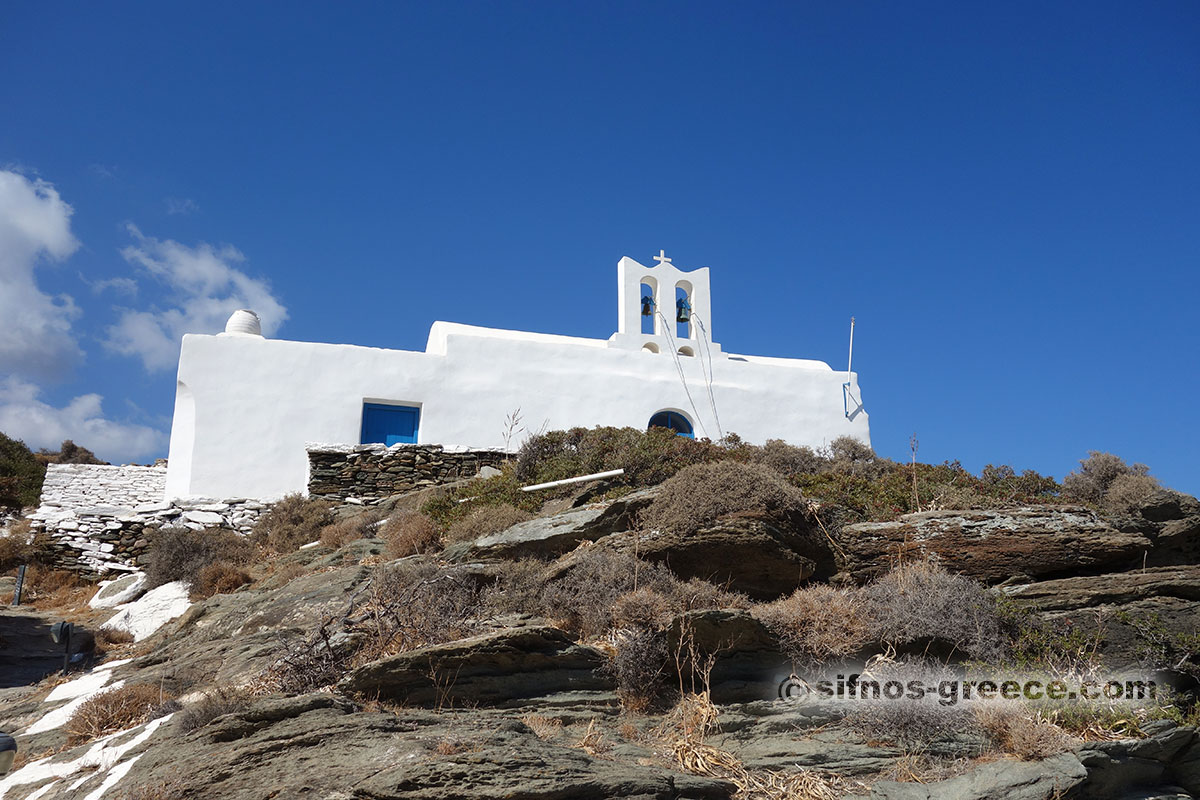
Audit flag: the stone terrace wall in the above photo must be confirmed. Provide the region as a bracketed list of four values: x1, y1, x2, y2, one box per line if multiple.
[308, 443, 507, 502]
[29, 464, 265, 574]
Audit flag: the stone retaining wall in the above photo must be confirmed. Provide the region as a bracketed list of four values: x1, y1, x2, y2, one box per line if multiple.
[307, 443, 507, 502]
[28, 464, 265, 574]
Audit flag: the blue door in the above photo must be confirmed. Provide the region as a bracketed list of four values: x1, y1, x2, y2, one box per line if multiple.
[361, 403, 420, 445]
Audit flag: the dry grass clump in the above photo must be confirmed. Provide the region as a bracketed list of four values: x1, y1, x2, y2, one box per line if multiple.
[754, 584, 874, 666]
[319, 512, 380, 549]
[66, 683, 175, 744]
[177, 686, 255, 733]
[975, 704, 1072, 759]
[674, 577, 751, 612]
[865, 560, 1007, 663]
[521, 713, 564, 740]
[0, 520, 35, 571]
[540, 551, 678, 638]
[444, 503, 532, 543]
[381, 510, 440, 557]
[143, 527, 255, 589]
[20, 565, 94, 610]
[190, 561, 252, 599]
[846, 696, 978, 753]
[354, 560, 483, 662]
[97, 627, 136, 646]
[1103, 473, 1161, 515]
[252, 494, 334, 552]
[639, 460, 808, 537]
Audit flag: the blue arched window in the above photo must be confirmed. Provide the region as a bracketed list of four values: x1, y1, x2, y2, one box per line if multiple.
[648, 410, 694, 438]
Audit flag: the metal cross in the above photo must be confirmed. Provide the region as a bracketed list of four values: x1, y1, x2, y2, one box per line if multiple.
[653, 249, 672, 264]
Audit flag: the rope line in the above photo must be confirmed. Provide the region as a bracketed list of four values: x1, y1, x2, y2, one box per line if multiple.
[656, 310, 709, 439]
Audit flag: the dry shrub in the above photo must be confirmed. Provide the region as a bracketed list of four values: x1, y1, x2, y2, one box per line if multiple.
[320, 512, 379, 549]
[975, 704, 1071, 759]
[177, 686, 255, 733]
[353, 560, 482, 663]
[865, 560, 1007, 663]
[382, 510, 440, 557]
[609, 627, 671, 713]
[1104, 473, 1161, 515]
[482, 557, 549, 615]
[639, 461, 807, 536]
[144, 527, 254, 589]
[66, 683, 174, 744]
[541, 550, 677, 638]
[752, 439, 825, 477]
[674, 577, 751, 612]
[190, 561, 252, 599]
[613, 587, 674, 630]
[754, 584, 873, 666]
[22, 565, 93, 609]
[444, 503, 532, 543]
[251, 494, 334, 552]
[97, 627, 135, 646]
[1062, 451, 1154, 507]
[846, 697, 977, 754]
[0, 523, 33, 572]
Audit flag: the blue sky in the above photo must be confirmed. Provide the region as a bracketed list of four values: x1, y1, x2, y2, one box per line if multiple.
[1, 1, 1196, 495]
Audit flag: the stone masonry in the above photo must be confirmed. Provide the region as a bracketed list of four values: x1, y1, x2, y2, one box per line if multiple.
[307, 443, 507, 502]
[28, 464, 265, 574]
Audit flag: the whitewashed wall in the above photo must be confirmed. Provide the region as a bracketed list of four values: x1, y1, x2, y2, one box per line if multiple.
[166, 321, 869, 501]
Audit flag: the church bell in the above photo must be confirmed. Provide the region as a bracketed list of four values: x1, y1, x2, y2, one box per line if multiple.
[676, 297, 691, 323]
[641, 296, 656, 316]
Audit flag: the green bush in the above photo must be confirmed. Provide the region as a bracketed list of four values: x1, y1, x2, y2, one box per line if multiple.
[0, 432, 46, 509]
[514, 426, 723, 489]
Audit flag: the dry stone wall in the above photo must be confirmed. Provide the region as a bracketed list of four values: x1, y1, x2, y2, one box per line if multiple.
[28, 464, 265, 574]
[308, 443, 507, 502]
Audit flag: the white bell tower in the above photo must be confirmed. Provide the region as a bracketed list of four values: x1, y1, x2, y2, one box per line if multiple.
[610, 251, 721, 356]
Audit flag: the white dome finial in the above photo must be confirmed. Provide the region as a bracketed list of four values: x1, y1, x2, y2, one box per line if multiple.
[224, 309, 262, 336]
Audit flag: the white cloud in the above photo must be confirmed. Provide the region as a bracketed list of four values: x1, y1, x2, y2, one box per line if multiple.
[83, 274, 139, 296]
[0, 170, 84, 380]
[106, 225, 287, 371]
[164, 197, 199, 215]
[0, 377, 167, 463]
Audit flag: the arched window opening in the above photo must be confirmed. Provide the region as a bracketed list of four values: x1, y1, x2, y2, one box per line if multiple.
[640, 279, 658, 335]
[642, 342, 660, 354]
[678, 346, 694, 357]
[648, 410, 694, 438]
[675, 285, 691, 339]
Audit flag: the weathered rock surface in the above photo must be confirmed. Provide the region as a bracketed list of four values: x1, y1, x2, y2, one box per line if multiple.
[116, 694, 735, 800]
[837, 507, 1150, 584]
[443, 488, 657, 562]
[665, 610, 789, 703]
[340, 625, 613, 707]
[1074, 720, 1199, 799]
[1000, 565, 1200, 669]
[599, 513, 826, 599]
[854, 752, 1087, 799]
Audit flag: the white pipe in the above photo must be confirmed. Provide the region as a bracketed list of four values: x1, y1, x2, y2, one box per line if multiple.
[520, 468, 626, 492]
[846, 316, 856, 383]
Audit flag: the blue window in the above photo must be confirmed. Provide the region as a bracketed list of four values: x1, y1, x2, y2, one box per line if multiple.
[648, 410, 694, 438]
[361, 403, 420, 445]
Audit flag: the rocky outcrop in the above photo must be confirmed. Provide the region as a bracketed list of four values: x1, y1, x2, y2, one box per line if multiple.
[443, 488, 657, 562]
[111, 694, 736, 800]
[596, 513, 826, 600]
[856, 752, 1087, 799]
[836, 507, 1150, 584]
[1074, 720, 1199, 799]
[340, 625, 613, 707]
[1000, 565, 1200, 669]
[307, 443, 507, 502]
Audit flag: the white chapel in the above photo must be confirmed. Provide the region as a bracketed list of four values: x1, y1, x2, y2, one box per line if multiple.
[164, 252, 869, 500]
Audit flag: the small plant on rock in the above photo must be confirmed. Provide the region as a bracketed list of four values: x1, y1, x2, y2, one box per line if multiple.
[639, 460, 808, 536]
[144, 527, 254, 589]
[251, 494, 334, 552]
[66, 683, 175, 744]
[382, 510, 441, 557]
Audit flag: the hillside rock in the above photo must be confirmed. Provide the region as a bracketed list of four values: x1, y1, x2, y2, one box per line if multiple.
[1074, 721, 1198, 799]
[118, 694, 735, 800]
[855, 752, 1087, 799]
[1000, 565, 1200, 669]
[340, 625, 613, 707]
[836, 507, 1150, 584]
[665, 610, 789, 703]
[597, 513, 825, 600]
[1137, 490, 1200, 523]
[443, 488, 656, 562]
